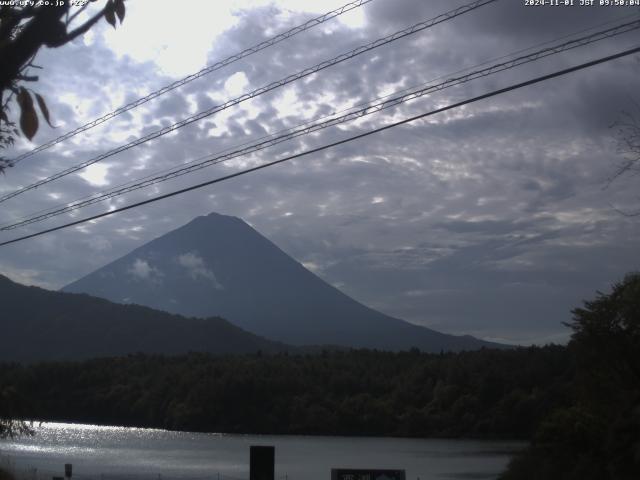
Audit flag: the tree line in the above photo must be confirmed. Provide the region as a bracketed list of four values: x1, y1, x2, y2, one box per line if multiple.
[1, 345, 572, 439]
[500, 273, 640, 479]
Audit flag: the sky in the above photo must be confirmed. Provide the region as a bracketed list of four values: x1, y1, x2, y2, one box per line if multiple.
[0, 0, 639, 345]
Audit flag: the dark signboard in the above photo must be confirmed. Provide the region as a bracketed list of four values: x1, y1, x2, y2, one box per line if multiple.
[250, 445, 275, 480]
[331, 469, 406, 480]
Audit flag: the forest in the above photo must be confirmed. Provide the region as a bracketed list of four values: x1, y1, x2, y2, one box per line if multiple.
[0, 345, 571, 439]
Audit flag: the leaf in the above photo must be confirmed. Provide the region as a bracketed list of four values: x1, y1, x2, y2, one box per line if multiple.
[17, 88, 38, 141]
[35, 93, 55, 128]
[104, 1, 116, 28]
[114, 0, 125, 23]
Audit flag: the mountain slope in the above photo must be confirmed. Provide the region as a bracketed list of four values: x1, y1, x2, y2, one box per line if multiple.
[63, 212, 503, 352]
[0, 274, 286, 362]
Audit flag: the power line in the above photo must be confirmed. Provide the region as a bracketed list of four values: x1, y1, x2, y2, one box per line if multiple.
[16, 10, 633, 229]
[7, 0, 377, 166]
[3, 18, 638, 231]
[17, 10, 632, 231]
[0, 0, 498, 205]
[24, 0, 631, 179]
[379, 10, 640, 104]
[1, 44, 637, 248]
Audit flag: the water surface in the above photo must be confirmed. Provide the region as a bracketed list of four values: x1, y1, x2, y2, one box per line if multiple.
[0, 423, 523, 480]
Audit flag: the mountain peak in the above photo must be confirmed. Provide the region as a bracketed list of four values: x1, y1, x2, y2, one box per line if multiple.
[206, 211, 235, 219]
[200, 211, 239, 222]
[63, 214, 503, 352]
[178, 212, 252, 236]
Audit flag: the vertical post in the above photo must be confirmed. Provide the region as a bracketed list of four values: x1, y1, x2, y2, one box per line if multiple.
[64, 464, 72, 480]
[250, 445, 274, 480]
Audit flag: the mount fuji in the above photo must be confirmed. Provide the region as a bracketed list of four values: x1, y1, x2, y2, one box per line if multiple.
[63, 212, 502, 352]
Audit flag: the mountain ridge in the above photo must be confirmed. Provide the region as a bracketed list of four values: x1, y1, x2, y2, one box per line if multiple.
[0, 273, 287, 362]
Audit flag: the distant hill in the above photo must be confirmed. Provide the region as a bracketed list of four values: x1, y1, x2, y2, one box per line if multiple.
[0, 274, 286, 362]
[63, 212, 504, 352]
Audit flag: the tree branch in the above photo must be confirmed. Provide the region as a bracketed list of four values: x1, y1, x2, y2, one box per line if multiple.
[16, 74, 38, 82]
[0, 5, 68, 91]
[58, 3, 110, 45]
[66, 3, 90, 26]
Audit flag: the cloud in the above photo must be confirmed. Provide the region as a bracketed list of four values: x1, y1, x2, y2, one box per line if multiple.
[78, 163, 111, 187]
[128, 258, 163, 284]
[176, 251, 224, 289]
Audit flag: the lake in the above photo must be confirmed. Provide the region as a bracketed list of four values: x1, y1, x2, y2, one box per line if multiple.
[0, 423, 524, 480]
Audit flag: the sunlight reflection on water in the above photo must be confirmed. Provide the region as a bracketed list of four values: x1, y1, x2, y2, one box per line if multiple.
[0, 422, 524, 480]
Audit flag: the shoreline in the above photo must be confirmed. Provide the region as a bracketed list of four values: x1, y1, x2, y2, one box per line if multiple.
[10, 419, 531, 443]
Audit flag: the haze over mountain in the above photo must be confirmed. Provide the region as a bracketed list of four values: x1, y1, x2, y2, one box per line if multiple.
[0, 274, 285, 362]
[63, 213, 502, 352]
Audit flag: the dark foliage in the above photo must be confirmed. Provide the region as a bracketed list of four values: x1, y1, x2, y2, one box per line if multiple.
[501, 273, 640, 480]
[0, 346, 572, 439]
[0, 468, 15, 480]
[0, 384, 33, 439]
[0, 0, 126, 171]
[609, 107, 640, 216]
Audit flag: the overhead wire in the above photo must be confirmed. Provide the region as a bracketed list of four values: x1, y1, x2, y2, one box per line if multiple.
[375, 10, 640, 104]
[2, 17, 638, 231]
[14, 9, 637, 223]
[0, 0, 499, 205]
[1, 44, 638, 248]
[7, 0, 378, 166]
